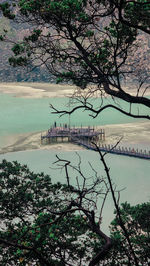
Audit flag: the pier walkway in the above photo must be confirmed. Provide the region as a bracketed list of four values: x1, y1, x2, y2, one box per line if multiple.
[41, 125, 150, 160]
[72, 138, 150, 160]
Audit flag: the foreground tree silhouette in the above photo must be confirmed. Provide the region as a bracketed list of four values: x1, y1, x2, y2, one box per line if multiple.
[0, 1, 150, 265]
[0, 158, 150, 265]
[109, 201, 150, 265]
[0, 0, 150, 116]
[0, 158, 112, 265]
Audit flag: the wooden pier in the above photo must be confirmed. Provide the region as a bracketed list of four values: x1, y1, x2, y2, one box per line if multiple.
[41, 125, 150, 160]
[72, 139, 150, 160]
[41, 125, 105, 144]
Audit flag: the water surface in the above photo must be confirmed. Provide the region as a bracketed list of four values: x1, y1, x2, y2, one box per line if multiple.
[0, 149, 149, 233]
[0, 93, 149, 137]
[0, 91, 149, 233]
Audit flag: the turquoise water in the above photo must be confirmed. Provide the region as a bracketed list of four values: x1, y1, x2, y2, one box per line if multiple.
[0, 149, 149, 204]
[0, 93, 149, 136]
[0, 149, 149, 233]
[0, 91, 149, 233]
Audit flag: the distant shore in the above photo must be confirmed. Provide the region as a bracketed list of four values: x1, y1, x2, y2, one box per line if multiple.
[0, 82, 149, 154]
[0, 82, 150, 98]
[0, 82, 75, 98]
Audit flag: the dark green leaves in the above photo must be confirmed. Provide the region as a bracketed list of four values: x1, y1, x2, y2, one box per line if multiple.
[9, 56, 28, 67]
[12, 44, 25, 56]
[109, 201, 150, 265]
[0, 159, 102, 265]
[0, 2, 15, 19]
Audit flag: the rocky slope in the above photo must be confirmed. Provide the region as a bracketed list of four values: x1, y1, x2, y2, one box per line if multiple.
[0, 16, 53, 82]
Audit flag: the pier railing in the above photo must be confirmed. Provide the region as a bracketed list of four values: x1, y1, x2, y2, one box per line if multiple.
[71, 137, 150, 160]
[41, 126, 105, 142]
[41, 126, 150, 160]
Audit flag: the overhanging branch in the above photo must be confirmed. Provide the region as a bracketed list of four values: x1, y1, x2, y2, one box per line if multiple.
[50, 103, 150, 120]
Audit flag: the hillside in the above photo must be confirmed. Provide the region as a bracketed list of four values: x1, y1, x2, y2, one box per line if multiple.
[0, 15, 150, 84]
[0, 16, 54, 82]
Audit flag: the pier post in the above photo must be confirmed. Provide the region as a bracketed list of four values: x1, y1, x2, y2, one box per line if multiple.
[99, 129, 102, 141]
[103, 129, 105, 141]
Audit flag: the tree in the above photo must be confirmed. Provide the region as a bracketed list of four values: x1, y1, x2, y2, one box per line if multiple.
[115, 0, 150, 35]
[107, 202, 150, 265]
[0, 1, 150, 265]
[0, 0, 150, 117]
[0, 158, 150, 265]
[0, 157, 113, 266]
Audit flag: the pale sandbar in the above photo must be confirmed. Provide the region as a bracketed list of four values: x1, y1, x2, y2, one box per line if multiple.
[0, 82, 149, 154]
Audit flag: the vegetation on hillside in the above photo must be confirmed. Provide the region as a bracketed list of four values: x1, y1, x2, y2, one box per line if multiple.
[0, 16, 52, 82]
[0, 1, 150, 265]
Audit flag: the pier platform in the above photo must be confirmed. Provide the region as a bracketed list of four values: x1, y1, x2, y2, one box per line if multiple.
[41, 125, 150, 160]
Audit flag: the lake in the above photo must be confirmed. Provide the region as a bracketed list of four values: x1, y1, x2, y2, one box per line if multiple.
[0, 93, 149, 137]
[0, 90, 149, 233]
[0, 149, 149, 233]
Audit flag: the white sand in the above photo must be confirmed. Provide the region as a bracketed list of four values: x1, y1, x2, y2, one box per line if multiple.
[0, 82, 150, 98]
[0, 82, 75, 98]
[0, 120, 149, 154]
[102, 121, 150, 147]
[0, 131, 84, 154]
[0, 82, 149, 154]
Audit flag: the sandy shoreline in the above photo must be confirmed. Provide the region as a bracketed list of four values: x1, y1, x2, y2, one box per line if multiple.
[0, 120, 150, 155]
[0, 82, 149, 154]
[0, 82, 150, 98]
[0, 82, 75, 98]
[0, 131, 84, 154]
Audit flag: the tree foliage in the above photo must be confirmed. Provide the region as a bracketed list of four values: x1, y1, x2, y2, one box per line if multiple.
[0, 158, 111, 265]
[0, 159, 150, 265]
[108, 202, 150, 265]
[0, 0, 150, 115]
[0, 1, 150, 265]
